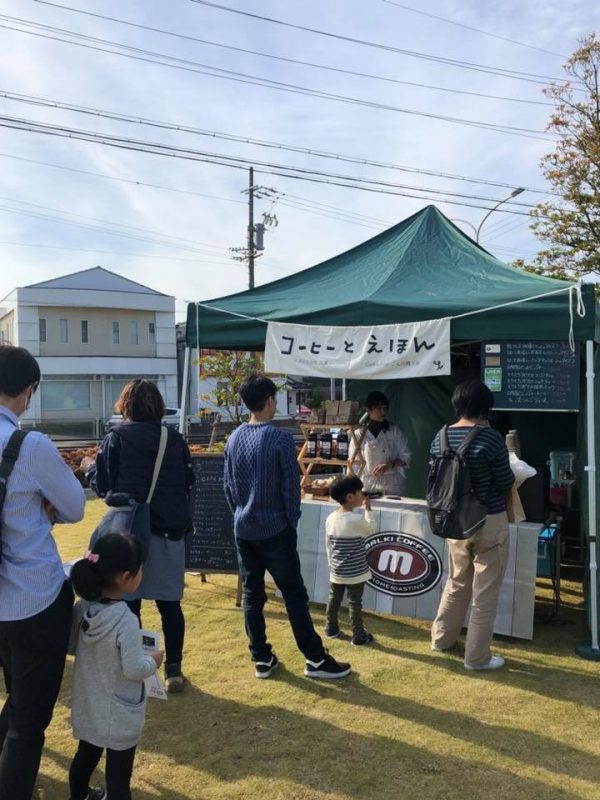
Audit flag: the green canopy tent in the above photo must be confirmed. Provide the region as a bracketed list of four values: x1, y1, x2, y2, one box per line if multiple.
[186, 205, 595, 346]
[184, 205, 600, 653]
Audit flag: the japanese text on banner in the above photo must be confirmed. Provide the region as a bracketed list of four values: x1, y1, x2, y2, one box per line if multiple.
[264, 319, 450, 379]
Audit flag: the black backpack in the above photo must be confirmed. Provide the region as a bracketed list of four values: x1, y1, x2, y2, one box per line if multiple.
[426, 425, 487, 540]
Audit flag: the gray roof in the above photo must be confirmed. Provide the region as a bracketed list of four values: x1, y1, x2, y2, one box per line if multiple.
[25, 266, 168, 296]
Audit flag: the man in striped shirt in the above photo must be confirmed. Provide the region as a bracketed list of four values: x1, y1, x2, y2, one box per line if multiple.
[0, 346, 85, 800]
[325, 476, 377, 646]
[430, 379, 514, 671]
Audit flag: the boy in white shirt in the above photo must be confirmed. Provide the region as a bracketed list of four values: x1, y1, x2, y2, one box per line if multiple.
[325, 476, 377, 645]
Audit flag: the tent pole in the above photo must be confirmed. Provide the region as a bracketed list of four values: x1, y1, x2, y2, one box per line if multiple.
[179, 346, 190, 436]
[330, 378, 336, 400]
[342, 378, 347, 401]
[576, 340, 600, 659]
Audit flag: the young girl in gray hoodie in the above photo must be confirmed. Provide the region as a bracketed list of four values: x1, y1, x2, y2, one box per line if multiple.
[68, 533, 163, 800]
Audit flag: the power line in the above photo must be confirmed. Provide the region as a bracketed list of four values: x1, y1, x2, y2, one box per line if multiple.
[0, 151, 390, 231]
[188, 0, 571, 84]
[31, 1, 552, 107]
[0, 240, 285, 271]
[380, 0, 566, 58]
[0, 241, 238, 262]
[0, 194, 233, 251]
[0, 19, 554, 141]
[0, 91, 553, 194]
[0, 113, 536, 214]
[0, 150, 246, 206]
[0, 195, 238, 255]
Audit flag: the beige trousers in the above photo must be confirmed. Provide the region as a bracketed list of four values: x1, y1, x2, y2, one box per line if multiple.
[431, 512, 509, 668]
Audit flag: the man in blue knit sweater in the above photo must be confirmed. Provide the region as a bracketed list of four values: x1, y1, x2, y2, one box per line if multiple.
[224, 374, 351, 680]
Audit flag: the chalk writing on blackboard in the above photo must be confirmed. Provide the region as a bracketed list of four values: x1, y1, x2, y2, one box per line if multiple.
[482, 341, 579, 412]
[185, 455, 238, 572]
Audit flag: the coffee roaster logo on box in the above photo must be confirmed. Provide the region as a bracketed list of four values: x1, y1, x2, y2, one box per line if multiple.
[365, 532, 442, 597]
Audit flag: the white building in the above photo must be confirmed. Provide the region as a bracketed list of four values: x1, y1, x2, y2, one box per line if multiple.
[0, 267, 177, 435]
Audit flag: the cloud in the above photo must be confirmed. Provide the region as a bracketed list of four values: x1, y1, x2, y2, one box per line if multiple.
[0, 0, 598, 313]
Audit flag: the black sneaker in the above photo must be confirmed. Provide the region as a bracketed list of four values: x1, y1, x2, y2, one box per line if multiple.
[69, 788, 105, 800]
[324, 624, 340, 638]
[351, 630, 374, 646]
[165, 662, 186, 693]
[254, 654, 279, 679]
[304, 653, 351, 679]
[87, 789, 107, 800]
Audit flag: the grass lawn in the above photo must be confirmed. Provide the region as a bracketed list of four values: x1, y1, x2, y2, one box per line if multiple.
[14, 498, 600, 800]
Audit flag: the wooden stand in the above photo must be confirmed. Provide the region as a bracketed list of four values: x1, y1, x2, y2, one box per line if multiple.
[298, 423, 367, 490]
[196, 571, 243, 607]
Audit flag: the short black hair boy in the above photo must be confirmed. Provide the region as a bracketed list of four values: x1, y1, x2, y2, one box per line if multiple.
[239, 374, 278, 412]
[330, 475, 364, 505]
[0, 345, 40, 397]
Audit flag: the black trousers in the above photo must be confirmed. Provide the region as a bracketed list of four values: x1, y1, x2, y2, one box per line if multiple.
[127, 598, 185, 666]
[235, 528, 325, 663]
[0, 580, 73, 800]
[325, 581, 365, 635]
[69, 739, 136, 800]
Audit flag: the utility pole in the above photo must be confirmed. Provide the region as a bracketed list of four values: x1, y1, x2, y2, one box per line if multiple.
[230, 167, 279, 290]
[247, 166, 255, 289]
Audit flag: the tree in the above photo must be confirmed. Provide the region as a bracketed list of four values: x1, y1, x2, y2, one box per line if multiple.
[196, 350, 265, 425]
[529, 34, 600, 277]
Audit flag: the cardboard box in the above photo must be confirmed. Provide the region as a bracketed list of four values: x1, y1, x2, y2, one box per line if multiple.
[337, 400, 359, 423]
[324, 400, 340, 424]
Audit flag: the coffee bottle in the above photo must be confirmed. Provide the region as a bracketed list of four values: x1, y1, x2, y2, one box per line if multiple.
[306, 429, 317, 458]
[336, 429, 349, 461]
[319, 429, 332, 459]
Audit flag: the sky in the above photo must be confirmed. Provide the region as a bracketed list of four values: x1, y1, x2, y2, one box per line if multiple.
[0, 0, 598, 319]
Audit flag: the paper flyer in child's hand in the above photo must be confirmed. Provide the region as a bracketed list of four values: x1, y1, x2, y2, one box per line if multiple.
[141, 630, 168, 701]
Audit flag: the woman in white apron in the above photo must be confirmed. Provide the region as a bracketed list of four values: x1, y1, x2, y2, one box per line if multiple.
[350, 391, 411, 496]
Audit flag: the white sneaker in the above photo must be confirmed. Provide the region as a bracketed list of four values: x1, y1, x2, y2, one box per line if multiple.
[464, 655, 505, 671]
[431, 643, 447, 652]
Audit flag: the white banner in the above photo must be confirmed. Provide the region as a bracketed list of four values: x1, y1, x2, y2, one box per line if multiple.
[264, 318, 451, 379]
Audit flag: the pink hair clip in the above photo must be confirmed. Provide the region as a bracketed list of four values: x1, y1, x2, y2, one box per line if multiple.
[84, 550, 100, 564]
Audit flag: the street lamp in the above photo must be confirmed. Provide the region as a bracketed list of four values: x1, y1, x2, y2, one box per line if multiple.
[450, 218, 478, 239]
[476, 187, 525, 243]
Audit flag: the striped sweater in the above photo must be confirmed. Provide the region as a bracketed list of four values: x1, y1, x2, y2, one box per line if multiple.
[325, 509, 376, 585]
[430, 426, 514, 514]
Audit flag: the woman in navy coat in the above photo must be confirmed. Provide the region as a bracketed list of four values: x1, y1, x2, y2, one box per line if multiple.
[87, 379, 194, 693]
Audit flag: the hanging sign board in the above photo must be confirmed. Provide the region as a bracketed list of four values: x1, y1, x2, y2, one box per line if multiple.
[264, 318, 451, 379]
[481, 341, 579, 412]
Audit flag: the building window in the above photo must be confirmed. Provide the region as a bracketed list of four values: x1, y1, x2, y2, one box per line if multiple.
[129, 321, 138, 345]
[112, 321, 120, 344]
[59, 319, 68, 343]
[81, 320, 89, 344]
[148, 322, 156, 344]
[40, 380, 90, 410]
[39, 318, 47, 342]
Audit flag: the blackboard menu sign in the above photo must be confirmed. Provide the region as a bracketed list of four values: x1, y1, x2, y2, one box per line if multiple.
[481, 341, 579, 412]
[185, 454, 239, 573]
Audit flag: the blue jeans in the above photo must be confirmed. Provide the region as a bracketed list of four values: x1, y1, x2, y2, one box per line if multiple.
[235, 528, 325, 663]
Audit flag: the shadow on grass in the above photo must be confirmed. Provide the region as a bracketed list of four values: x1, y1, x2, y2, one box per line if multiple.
[138, 682, 585, 800]
[278, 667, 598, 785]
[38, 745, 195, 800]
[262, 594, 598, 709]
